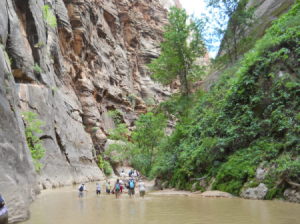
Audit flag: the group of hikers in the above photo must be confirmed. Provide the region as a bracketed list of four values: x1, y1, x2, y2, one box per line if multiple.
[78, 169, 146, 199]
[0, 195, 8, 224]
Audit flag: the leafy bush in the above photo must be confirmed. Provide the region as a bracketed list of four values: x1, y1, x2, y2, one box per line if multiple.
[22, 111, 46, 172]
[97, 155, 113, 176]
[42, 5, 57, 28]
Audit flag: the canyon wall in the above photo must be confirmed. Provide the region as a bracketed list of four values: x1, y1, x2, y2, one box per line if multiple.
[0, 0, 172, 222]
[203, 0, 296, 90]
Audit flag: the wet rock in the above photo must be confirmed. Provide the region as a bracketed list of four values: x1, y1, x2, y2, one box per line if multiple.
[241, 183, 268, 200]
[200, 191, 234, 198]
[0, 46, 38, 223]
[284, 189, 300, 203]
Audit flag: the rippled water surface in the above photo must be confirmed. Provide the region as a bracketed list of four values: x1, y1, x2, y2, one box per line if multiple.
[22, 183, 300, 224]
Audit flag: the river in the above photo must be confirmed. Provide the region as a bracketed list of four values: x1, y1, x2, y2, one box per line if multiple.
[21, 182, 300, 224]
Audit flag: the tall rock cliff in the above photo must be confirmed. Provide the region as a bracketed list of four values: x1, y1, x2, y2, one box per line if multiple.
[0, 0, 172, 221]
[203, 0, 296, 90]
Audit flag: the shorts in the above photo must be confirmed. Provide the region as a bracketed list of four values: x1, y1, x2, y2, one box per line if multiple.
[140, 191, 145, 197]
[0, 208, 8, 224]
[106, 189, 110, 194]
[0, 212, 8, 224]
[96, 190, 101, 195]
[128, 188, 135, 196]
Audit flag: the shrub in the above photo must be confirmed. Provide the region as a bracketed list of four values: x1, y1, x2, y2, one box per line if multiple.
[22, 111, 46, 172]
[42, 5, 57, 28]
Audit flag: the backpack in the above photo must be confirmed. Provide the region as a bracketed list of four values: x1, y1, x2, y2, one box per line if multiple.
[129, 180, 135, 189]
[79, 185, 84, 192]
[115, 183, 120, 191]
[0, 195, 5, 209]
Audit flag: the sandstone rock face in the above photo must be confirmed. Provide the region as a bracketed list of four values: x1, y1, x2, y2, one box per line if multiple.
[0, 0, 173, 221]
[241, 183, 268, 200]
[248, 0, 296, 38]
[159, 0, 182, 9]
[0, 45, 38, 223]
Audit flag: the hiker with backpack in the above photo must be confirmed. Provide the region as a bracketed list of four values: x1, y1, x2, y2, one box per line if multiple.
[128, 178, 135, 197]
[138, 179, 146, 198]
[96, 183, 101, 195]
[105, 180, 111, 194]
[0, 194, 8, 224]
[113, 179, 121, 199]
[78, 184, 87, 198]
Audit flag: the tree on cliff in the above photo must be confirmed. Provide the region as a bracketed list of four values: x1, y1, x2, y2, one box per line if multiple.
[207, 0, 254, 62]
[148, 7, 206, 95]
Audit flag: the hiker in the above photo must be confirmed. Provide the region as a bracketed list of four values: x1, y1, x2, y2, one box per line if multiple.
[138, 180, 146, 198]
[128, 169, 133, 177]
[114, 179, 121, 199]
[0, 194, 8, 224]
[120, 169, 126, 179]
[96, 183, 101, 195]
[128, 178, 135, 197]
[106, 180, 111, 194]
[119, 179, 124, 193]
[78, 184, 87, 197]
[132, 170, 137, 178]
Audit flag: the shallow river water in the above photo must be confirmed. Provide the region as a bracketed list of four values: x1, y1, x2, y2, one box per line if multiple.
[22, 182, 300, 224]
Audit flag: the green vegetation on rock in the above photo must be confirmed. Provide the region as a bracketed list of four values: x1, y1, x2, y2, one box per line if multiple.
[22, 111, 46, 172]
[42, 5, 57, 28]
[128, 1, 300, 199]
[97, 155, 113, 176]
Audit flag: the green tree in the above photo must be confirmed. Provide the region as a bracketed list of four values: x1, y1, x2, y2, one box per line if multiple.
[131, 112, 167, 175]
[207, 0, 254, 61]
[148, 7, 206, 95]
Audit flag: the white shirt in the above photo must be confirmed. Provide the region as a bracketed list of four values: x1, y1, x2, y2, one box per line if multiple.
[138, 182, 146, 191]
[96, 184, 101, 191]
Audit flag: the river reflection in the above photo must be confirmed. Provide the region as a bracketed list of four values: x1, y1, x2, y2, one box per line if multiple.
[21, 183, 300, 224]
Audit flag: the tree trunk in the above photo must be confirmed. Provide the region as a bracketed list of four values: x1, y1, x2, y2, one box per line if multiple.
[179, 70, 189, 95]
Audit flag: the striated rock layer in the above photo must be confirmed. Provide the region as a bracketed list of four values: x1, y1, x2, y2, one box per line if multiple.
[0, 0, 172, 221]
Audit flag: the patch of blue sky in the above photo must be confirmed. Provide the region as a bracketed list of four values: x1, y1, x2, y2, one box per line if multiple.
[181, 0, 230, 58]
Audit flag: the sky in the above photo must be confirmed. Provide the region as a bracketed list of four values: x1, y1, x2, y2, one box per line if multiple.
[180, 0, 207, 16]
[180, 0, 223, 58]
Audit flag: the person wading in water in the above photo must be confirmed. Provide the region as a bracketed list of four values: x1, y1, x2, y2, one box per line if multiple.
[113, 179, 121, 199]
[128, 178, 135, 197]
[96, 183, 101, 195]
[0, 194, 8, 224]
[106, 180, 111, 194]
[78, 184, 87, 197]
[138, 179, 146, 198]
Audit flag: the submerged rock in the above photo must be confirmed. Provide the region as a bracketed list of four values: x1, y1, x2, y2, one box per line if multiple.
[200, 191, 233, 198]
[241, 183, 268, 200]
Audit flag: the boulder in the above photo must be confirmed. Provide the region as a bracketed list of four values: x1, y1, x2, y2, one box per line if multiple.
[284, 189, 300, 203]
[241, 183, 268, 200]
